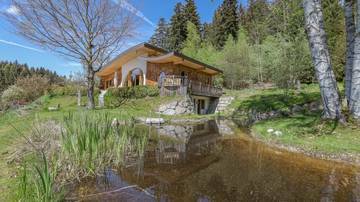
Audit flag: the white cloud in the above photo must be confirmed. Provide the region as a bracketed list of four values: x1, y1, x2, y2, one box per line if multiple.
[0, 39, 44, 53]
[6, 5, 19, 15]
[116, 0, 155, 27]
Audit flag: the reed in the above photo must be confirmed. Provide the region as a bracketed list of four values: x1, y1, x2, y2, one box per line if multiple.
[16, 111, 149, 201]
[60, 112, 149, 179]
[17, 152, 60, 202]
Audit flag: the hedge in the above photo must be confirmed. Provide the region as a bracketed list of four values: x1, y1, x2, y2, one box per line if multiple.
[104, 86, 159, 108]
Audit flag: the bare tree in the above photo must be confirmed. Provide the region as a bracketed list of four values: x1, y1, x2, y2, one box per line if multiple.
[350, 0, 360, 119]
[4, 0, 136, 109]
[344, 0, 356, 107]
[303, 0, 342, 119]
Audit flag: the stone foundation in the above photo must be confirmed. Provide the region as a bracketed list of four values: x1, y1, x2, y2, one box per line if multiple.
[158, 97, 194, 115]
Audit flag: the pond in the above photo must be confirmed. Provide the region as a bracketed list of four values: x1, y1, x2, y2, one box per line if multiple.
[66, 120, 360, 201]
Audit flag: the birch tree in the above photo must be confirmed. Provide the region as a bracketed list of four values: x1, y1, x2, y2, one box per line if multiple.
[344, 0, 355, 107]
[303, 0, 342, 119]
[350, 0, 360, 118]
[4, 0, 136, 109]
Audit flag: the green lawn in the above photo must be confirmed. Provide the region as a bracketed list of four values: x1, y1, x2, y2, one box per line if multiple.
[252, 114, 360, 154]
[229, 84, 322, 115]
[226, 84, 359, 157]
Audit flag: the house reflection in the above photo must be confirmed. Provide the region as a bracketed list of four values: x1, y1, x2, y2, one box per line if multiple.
[150, 120, 220, 165]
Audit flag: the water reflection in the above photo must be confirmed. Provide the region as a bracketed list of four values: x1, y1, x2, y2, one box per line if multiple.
[68, 120, 360, 202]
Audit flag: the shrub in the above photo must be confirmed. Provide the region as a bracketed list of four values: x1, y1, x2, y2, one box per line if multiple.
[50, 84, 100, 97]
[16, 75, 50, 101]
[144, 86, 160, 97]
[104, 86, 159, 108]
[1, 85, 26, 109]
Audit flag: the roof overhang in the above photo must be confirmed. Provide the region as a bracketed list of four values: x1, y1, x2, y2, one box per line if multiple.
[97, 43, 167, 76]
[143, 52, 222, 75]
[97, 43, 223, 76]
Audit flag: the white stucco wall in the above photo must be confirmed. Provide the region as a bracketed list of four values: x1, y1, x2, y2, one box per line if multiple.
[120, 56, 148, 87]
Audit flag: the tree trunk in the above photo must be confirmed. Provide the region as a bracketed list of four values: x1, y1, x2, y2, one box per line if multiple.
[87, 67, 96, 109]
[350, 0, 360, 119]
[77, 89, 81, 106]
[303, 0, 342, 119]
[344, 0, 355, 107]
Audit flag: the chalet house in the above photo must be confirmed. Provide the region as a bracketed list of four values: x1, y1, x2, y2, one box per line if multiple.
[96, 43, 223, 114]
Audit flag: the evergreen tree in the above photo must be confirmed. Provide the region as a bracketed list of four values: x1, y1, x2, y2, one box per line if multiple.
[0, 60, 64, 93]
[169, 3, 187, 51]
[183, 0, 201, 34]
[212, 0, 239, 49]
[243, 0, 270, 44]
[182, 22, 202, 58]
[149, 18, 171, 50]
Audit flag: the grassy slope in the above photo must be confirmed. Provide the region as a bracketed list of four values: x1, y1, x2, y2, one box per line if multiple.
[227, 84, 360, 156]
[252, 115, 360, 154]
[228, 84, 321, 115]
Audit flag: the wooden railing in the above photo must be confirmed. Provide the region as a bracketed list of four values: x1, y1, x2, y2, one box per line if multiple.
[189, 81, 223, 97]
[160, 75, 222, 97]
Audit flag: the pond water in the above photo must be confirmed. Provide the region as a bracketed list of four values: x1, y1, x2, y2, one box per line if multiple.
[67, 120, 360, 202]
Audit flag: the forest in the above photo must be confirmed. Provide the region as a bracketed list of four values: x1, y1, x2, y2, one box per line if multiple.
[149, 0, 343, 89]
[0, 60, 64, 93]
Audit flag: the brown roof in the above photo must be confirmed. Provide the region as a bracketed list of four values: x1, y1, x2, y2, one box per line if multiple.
[97, 43, 223, 75]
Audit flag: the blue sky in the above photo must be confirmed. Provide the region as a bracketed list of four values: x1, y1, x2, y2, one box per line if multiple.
[0, 0, 246, 76]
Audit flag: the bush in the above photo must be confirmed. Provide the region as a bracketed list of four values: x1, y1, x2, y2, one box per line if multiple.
[16, 76, 50, 101]
[1, 85, 26, 109]
[104, 86, 159, 108]
[50, 85, 86, 96]
[50, 84, 100, 97]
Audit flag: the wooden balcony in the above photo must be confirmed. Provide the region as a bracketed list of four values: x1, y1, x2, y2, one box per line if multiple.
[189, 81, 223, 98]
[160, 75, 222, 98]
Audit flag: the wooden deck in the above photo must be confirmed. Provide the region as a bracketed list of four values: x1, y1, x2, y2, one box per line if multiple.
[160, 75, 222, 98]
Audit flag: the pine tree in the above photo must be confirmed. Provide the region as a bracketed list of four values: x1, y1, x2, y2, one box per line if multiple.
[212, 0, 239, 49]
[0, 60, 64, 93]
[182, 22, 202, 58]
[149, 18, 170, 50]
[169, 3, 187, 51]
[183, 0, 201, 34]
[243, 0, 270, 44]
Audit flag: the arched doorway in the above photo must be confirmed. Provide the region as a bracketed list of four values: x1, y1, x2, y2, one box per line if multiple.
[126, 68, 144, 87]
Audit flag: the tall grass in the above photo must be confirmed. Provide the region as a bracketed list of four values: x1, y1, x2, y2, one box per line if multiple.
[17, 152, 60, 202]
[16, 112, 149, 200]
[60, 112, 149, 180]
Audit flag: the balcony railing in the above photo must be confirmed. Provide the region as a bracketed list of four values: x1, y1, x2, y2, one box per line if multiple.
[189, 81, 223, 98]
[160, 75, 222, 97]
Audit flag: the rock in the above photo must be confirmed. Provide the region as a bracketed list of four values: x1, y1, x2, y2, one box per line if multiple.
[274, 131, 283, 136]
[291, 105, 303, 113]
[175, 126, 186, 135]
[267, 128, 274, 133]
[158, 97, 194, 115]
[163, 109, 176, 115]
[309, 101, 322, 112]
[48, 104, 60, 111]
[175, 106, 186, 114]
[159, 105, 168, 112]
[145, 118, 165, 125]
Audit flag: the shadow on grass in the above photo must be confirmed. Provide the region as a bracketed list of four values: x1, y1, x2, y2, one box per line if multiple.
[233, 91, 321, 116]
[273, 113, 340, 136]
